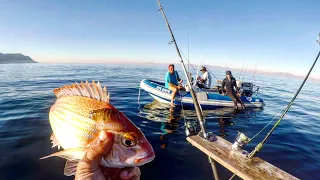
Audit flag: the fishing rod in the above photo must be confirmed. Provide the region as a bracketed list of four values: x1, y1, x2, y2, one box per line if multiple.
[156, 0, 207, 138]
[247, 33, 320, 159]
[156, 1, 220, 179]
[181, 51, 197, 72]
[241, 64, 248, 81]
[195, 55, 202, 87]
[188, 32, 190, 73]
[239, 60, 247, 80]
[228, 33, 320, 180]
[252, 61, 259, 85]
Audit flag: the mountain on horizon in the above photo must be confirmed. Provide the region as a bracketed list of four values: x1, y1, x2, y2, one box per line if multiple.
[0, 53, 37, 64]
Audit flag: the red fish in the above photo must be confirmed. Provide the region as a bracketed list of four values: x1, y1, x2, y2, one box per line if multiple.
[41, 80, 155, 176]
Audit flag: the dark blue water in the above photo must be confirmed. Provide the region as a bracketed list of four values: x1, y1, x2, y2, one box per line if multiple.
[0, 63, 319, 180]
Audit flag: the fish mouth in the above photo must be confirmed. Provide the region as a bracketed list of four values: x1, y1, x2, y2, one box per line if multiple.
[134, 152, 155, 165]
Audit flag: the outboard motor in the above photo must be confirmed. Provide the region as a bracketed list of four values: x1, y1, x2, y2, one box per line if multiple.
[237, 81, 254, 97]
[241, 82, 254, 96]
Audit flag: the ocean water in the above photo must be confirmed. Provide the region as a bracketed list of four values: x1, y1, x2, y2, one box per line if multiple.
[0, 63, 319, 180]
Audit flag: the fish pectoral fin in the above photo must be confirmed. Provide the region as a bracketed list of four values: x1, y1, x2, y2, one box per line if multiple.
[101, 122, 125, 131]
[39, 148, 85, 161]
[64, 160, 80, 176]
[89, 108, 127, 131]
[50, 133, 61, 150]
[89, 108, 120, 122]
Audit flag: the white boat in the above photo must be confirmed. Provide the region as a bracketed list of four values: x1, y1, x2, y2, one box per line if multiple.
[140, 79, 265, 109]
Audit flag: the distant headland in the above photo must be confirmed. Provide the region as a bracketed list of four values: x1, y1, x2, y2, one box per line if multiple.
[0, 53, 37, 64]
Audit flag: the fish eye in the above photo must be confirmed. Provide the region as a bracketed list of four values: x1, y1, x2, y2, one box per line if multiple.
[124, 139, 133, 146]
[121, 133, 137, 147]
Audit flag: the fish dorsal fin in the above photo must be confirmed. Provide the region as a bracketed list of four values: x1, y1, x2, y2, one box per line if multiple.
[53, 80, 110, 103]
[89, 108, 126, 131]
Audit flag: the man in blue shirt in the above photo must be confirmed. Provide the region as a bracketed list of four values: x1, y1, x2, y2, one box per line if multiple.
[165, 64, 185, 107]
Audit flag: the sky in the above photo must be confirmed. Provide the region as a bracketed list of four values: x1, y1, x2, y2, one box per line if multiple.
[0, 0, 319, 78]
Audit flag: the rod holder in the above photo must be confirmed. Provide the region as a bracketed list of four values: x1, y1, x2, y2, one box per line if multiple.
[248, 142, 263, 159]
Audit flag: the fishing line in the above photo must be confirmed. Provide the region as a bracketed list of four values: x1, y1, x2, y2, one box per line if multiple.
[239, 60, 247, 80]
[199, 60, 219, 81]
[229, 174, 236, 180]
[137, 88, 159, 120]
[247, 74, 294, 143]
[181, 50, 221, 85]
[188, 32, 190, 73]
[195, 61, 201, 87]
[241, 64, 249, 81]
[248, 46, 320, 159]
[252, 61, 259, 85]
[181, 51, 197, 71]
[245, 47, 319, 143]
[179, 93, 190, 156]
[179, 92, 206, 156]
[137, 87, 144, 117]
[137, 87, 141, 107]
[247, 108, 285, 143]
[179, 93, 187, 128]
[230, 36, 319, 180]
[156, 0, 208, 139]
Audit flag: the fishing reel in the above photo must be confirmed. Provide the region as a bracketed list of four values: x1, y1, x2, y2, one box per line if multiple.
[185, 121, 198, 136]
[231, 131, 250, 150]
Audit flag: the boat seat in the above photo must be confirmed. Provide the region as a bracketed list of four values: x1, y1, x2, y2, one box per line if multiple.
[196, 92, 208, 101]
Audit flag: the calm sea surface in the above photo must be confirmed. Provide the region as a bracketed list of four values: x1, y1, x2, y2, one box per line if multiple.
[0, 63, 319, 180]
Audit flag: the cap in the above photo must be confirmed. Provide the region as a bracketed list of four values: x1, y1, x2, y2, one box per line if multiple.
[226, 70, 232, 75]
[200, 66, 206, 71]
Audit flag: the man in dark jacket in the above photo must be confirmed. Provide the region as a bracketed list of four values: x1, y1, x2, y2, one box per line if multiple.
[221, 70, 246, 110]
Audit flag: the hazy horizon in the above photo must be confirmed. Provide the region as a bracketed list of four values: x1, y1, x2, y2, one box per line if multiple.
[21, 59, 318, 81]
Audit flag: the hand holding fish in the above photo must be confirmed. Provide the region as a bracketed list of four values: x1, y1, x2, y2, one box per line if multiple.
[40, 81, 154, 178]
[75, 130, 141, 180]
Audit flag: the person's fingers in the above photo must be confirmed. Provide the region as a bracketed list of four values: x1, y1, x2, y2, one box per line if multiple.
[81, 130, 113, 169]
[128, 167, 141, 180]
[102, 168, 122, 180]
[120, 167, 141, 180]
